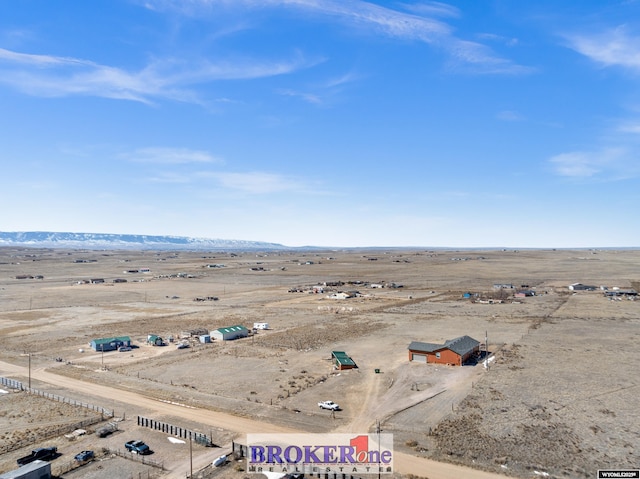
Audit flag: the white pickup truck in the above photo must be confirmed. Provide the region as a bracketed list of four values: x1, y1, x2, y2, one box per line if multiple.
[318, 400, 340, 411]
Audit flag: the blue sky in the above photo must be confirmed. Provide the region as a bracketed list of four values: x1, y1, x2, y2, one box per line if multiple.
[1, 1, 639, 248]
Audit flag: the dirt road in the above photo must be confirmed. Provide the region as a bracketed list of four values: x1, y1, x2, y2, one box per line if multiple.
[0, 360, 514, 479]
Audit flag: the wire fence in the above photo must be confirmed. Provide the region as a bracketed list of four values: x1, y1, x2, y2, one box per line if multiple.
[0, 376, 114, 455]
[106, 447, 165, 469]
[0, 376, 114, 417]
[52, 449, 163, 478]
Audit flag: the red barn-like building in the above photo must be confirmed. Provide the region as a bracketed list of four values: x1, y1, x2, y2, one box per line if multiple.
[408, 335, 480, 366]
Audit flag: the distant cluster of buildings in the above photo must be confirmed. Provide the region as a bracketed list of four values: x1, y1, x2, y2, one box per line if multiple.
[569, 283, 637, 299]
[288, 280, 403, 297]
[89, 322, 276, 353]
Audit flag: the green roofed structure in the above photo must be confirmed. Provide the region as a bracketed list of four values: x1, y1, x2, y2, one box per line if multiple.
[332, 351, 357, 370]
[90, 336, 131, 352]
[147, 334, 164, 346]
[211, 325, 249, 341]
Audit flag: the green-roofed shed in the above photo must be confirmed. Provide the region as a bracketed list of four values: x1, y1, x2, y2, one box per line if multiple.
[332, 351, 357, 370]
[147, 334, 164, 346]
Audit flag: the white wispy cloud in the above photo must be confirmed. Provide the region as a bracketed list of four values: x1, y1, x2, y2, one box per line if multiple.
[0, 47, 316, 103]
[0, 48, 164, 103]
[126, 151, 316, 193]
[324, 71, 359, 88]
[166, 53, 321, 82]
[146, 0, 529, 74]
[124, 147, 223, 164]
[277, 88, 322, 104]
[144, 0, 449, 38]
[0, 47, 86, 66]
[136, 162, 326, 195]
[146, 172, 193, 183]
[548, 147, 633, 179]
[0, 28, 35, 43]
[617, 121, 640, 134]
[0, 1, 530, 107]
[277, 69, 360, 105]
[477, 32, 519, 47]
[564, 26, 640, 71]
[397, 1, 460, 19]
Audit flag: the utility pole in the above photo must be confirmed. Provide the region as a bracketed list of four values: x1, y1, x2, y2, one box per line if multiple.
[485, 330, 489, 370]
[189, 434, 193, 478]
[28, 353, 31, 389]
[376, 420, 381, 479]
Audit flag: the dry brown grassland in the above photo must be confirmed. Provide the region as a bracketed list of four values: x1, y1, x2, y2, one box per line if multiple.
[0, 247, 638, 479]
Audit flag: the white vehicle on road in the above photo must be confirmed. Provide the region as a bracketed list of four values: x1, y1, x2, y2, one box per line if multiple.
[318, 400, 340, 411]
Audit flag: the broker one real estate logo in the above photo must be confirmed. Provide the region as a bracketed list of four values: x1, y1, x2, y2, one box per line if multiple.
[247, 433, 394, 474]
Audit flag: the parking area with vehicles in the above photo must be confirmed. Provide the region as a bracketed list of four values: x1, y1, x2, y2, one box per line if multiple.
[0, 248, 639, 479]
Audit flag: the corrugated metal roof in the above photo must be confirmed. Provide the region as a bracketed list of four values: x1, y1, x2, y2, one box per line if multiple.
[332, 351, 356, 366]
[216, 325, 248, 334]
[92, 336, 131, 345]
[0, 459, 50, 478]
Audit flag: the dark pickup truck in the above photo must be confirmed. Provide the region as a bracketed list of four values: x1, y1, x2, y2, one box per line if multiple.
[17, 446, 58, 466]
[125, 440, 151, 455]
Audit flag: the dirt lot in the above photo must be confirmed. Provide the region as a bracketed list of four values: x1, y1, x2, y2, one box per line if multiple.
[0, 248, 638, 478]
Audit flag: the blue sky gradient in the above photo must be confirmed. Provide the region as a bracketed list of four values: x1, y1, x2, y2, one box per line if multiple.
[1, 1, 639, 247]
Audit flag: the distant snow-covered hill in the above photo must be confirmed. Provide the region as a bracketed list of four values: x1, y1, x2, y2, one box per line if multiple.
[0, 231, 290, 251]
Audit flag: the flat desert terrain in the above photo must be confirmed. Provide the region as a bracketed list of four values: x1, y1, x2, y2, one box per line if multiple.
[0, 247, 638, 479]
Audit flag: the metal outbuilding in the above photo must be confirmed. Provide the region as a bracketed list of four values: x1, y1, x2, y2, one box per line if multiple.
[147, 334, 164, 346]
[0, 460, 51, 479]
[211, 325, 248, 341]
[331, 351, 357, 370]
[90, 336, 131, 352]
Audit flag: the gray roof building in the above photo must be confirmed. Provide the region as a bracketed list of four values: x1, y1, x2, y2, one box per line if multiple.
[409, 335, 480, 356]
[408, 335, 480, 365]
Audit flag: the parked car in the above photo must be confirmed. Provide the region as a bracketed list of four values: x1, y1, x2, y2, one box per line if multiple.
[318, 400, 340, 411]
[74, 450, 95, 462]
[213, 455, 227, 467]
[17, 447, 58, 466]
[119, 346, 132, 352]
[125, 440, 151, 455]
[96, 422, 118, 437]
